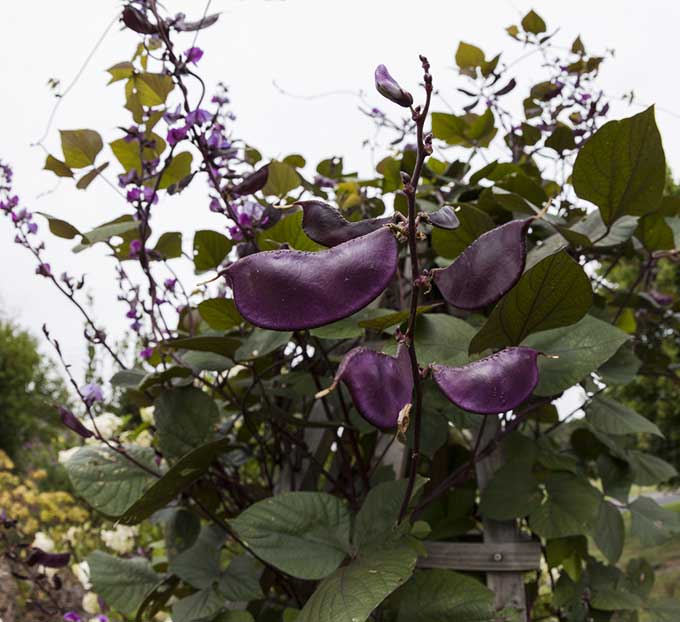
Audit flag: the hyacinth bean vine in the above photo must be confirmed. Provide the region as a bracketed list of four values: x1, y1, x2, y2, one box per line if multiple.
[3, 3, 680, 622]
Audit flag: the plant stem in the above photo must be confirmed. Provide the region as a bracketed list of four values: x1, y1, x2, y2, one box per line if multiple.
[398, 56, 433, 522]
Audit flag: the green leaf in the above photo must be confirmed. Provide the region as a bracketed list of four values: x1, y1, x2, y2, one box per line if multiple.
[256, 211, 323, 252]
[297, 543, 417, 622]
[310, 308, 396, 340]
[262, 160, 300, 196]
[529, 473, 602, 539]
[107, 61, 135, 83]
[573, 107, 665, 225]
[523, 315, 629, 396]
[60, 129, 103, 168]
[36, 212, 80, 239]
[153, 231, 182, 259]
[163, 335, 240, 359]
[630, 496, 680, 546]
[119, 438, 236, 524]
[44, 154, 73, 177]
[76, 161, 110, 189]
[628, 451, 677, 485]
[590, 588, 643, 611]
[455, 42, 485, 69]
[431, 204, 494, 259]
[235, 328, 292, 361]
[597, 342, 641, 385]
[154, 387, 218, 460]
[397, 569, 495, 622]
[354, 478, 427, 549]
[230, 492, 351, 580]
[431, 111, 496, 147]
[77, 216, 139, 247]
[357, 305, 439, 332]
[218, 555, 263, 601]
[172, 586, 223, 622]
[169, 524, 225, 589]
[587, 396, 662, 437]
[521, 9, 547, 34]
[479, 460, 543, 520]
[470, 252, 592, 353]
[135, 72, 174, 106]
[87, 550, 160, 616]
[165, 509, 201, 558]
[198, 298, 243, 331]
[593, 500, 624, 564]
[66, 445, 159, 517]
[193, 230, 233, 271]
[408, 314, 477, 366]
[158, 152, 193, 189]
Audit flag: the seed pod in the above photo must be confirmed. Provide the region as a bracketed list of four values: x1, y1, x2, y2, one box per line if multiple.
[231, 165, 269, 197]
[296, 200, 391, 247]
[426, 205, 460, 230]
[27, 549, 71, 568]
[432, 218, 531, 310]
[432, 346, 540, 414]
[326, 344, 413, 430]
[223, 227, 398, 330]
[121, 6, 159, 35]
[58, 406, 94, 439]
[374, 65, 414, 108]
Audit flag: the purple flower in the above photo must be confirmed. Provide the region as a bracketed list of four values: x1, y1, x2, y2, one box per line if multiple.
[127, 187, 142, 203]
[211, 94, 230, 105]
[142, 186, 158, 205]
[207, 128, 230, 150]
[118, 169, 139, 187]
[130, 320, 142, 332]
[58, 406, 94, 439]
[186, 108, 211, 126]
[63, 613, 82, 622]
[163, 278, 177, 290]
[140, 347, 154, 360]
[164, 104, 183, 125]
[209, 197, 224, 213]
[81, 383, 104, 406]
[185, 46, 204, 64]
[167, 126, 189, 146]
[374, 64, 413, 108]
[35, 263, 51, 277]
[27, 222, 38, 234]
[123, 125, 141, 143]
[129, 239, 143, 258]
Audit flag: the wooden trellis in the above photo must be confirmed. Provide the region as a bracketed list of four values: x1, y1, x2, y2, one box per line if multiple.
[284, 407, 540, 620]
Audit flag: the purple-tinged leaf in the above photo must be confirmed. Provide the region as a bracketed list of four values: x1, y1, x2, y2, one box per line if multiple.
[224, 227, 398, 330]
[58, 406, 94, 439]
[231, 165, 269, 197]
[27, 548, 71, 568]
[432, 218, 531, 310]
[432, 347, 540, 414]
[329, 345, 413, 430]
[296, 200, 391, 247]
[426, 206, 460, 231]
[121, 6, 159, 34]
[374, 65, 413, 108]
[173, 12, 220, 31]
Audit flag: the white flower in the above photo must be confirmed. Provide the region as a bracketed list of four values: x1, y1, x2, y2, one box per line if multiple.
[64, 526, 82, 544]
[72, 560, 91, 589]
[101, 524, 139, 554]
[58, 446, 80, 465]
[82, 591, 100, 614]
[140, 406, 155, 424]
[32, 531, 54, 552]
[135, 430, 154, 448]
[85, 412, 123, 439]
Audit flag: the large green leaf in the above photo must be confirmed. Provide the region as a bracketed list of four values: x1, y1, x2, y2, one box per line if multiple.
[172, 587, 223, 622]
[235, 328, 293, 361]
[586, 396, 662, 437]
[60, 129, 103, 168]
[169, 524, 225, 589]
[119, 438, 235, 524]
[431, 204, 494, 259]
[66, 445, 159, 517]
[154, 387, 218, 460]
[310, 307, 396, 340]
[629, 497, 680, 546]
[87, 551, 160, 616]
[411, 314, 476, 365]
[479, 459, 542, 520]
[262, 160, 301, 196]
[522, 315, 629, 396]
[572, 107, 665, 225]
[218, 555, 263, 601]
[198, 298, 243, 331]
[158, 152, 193, 189]
[193, 230, 233, 271]
[397, 569, 495, 622]
[529, 473, 601, 539]
[593, 500, 624, 564]
[628, 451, 677, 486]
[256, 211, 322, 252]
[297, 544, 417, 622]
[135, 72, 174, 106]
[230, 492, 351, 580]
[470, 252, 592, 353]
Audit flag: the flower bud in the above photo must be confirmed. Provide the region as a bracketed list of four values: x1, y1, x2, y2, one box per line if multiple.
[374, 65, 413, 108]
[58, 406, 94, 439]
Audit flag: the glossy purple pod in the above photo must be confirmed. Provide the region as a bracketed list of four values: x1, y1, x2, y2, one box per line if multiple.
[27, 548, 71, 568]
[432, 218, 531, 310]
[374, 65, 413, 108]
[223, 227, 398, 330]
[231, 165, 269, 197]
[297, 200, 391, 247]
[427, 205, 460, 230]
[432, 347, 540, 414]
[58, 406, 94, 439]
[330, 344, 413, 430]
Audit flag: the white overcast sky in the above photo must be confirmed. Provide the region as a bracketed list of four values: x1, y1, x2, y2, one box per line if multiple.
[1, 0, 680, 380]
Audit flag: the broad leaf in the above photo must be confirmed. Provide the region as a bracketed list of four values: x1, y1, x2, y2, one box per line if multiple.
[479, 459, 542, 520]
[432, 204, 493, 259]
[573, 107, 665, 225]
[262, 160, 300, 196]
[593, 500, 624, 564]
[230, 492, 351, 580]
[169, 524, 225, 589]
[60, 129, 103, 168]
[256, 211, 323, 252]
[235, 328, 293, 361]
[193, 230, 233, 271]
[470, 252, 592, 353]
[587, 396, 662, 437]
[410, 314, 476, 365]
[198, 298, 243, 331]
[629, 496, 680, 546]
